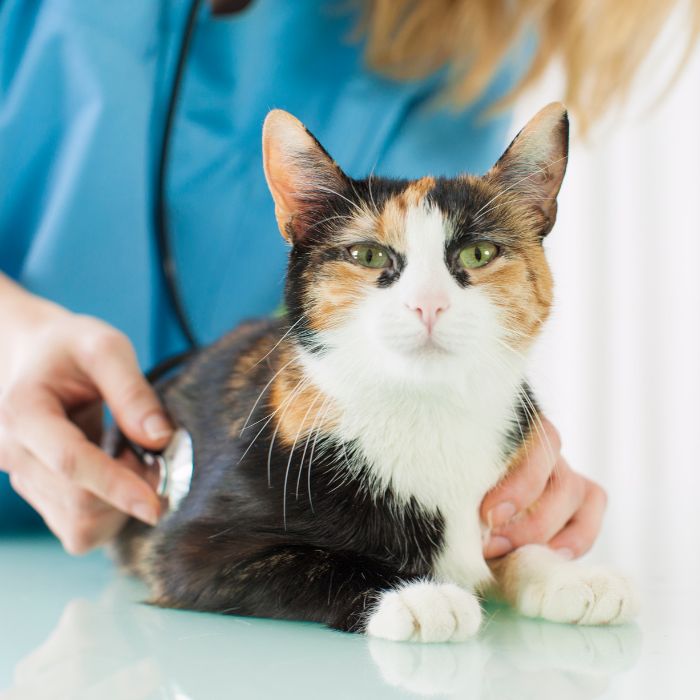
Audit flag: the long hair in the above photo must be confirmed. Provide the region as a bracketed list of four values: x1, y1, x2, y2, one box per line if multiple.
[360, 0, 700, 129]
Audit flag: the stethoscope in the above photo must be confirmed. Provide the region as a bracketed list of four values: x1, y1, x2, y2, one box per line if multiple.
[128, 0, 252, 510]
[154, 0, 207, 350]
[155, 0, 254, 349]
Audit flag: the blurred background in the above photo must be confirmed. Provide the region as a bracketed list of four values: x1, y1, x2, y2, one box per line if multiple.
[517, 8, 700, 696]
[520, 6, 700, 564]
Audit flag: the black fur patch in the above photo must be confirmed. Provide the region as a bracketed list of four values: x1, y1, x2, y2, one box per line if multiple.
[503, 382, 538, 456]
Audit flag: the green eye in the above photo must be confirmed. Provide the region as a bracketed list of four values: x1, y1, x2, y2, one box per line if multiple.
[348, 244, 390, 269]
[459, 242, 498, 269]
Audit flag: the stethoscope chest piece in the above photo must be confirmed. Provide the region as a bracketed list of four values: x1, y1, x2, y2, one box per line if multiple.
[142, 428, 194, 513]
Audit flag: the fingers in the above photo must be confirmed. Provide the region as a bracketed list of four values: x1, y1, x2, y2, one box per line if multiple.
[480, 416, 607, 561]
[548, 479, 607, 558]
[0, 311, 167, 555]
[75, 324, 172, 450]
[117, 448, 161, 491]
[8, 389, 160, 525]
[481, 416, 561, 528]
[483, 456, 585, 558]
[7, 443, 128, 555]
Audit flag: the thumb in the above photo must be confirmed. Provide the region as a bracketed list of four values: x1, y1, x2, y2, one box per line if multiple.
[77, 330, 173, 450]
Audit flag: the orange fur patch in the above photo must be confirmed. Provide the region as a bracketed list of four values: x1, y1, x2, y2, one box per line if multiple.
[463, 179, 555, 349]
[268, 346, 338, 447]
[374, 177, 435, 250]
[404, 176, 436, 206]
[375, 197, 407, 250]
[228, 336, 276, 389]
[224, 328, 282, 437]
[476, 253, 552, 348]
[304, 261, 373, 334]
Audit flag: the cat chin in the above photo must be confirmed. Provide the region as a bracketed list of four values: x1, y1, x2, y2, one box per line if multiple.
[360, 344, 497, 390]
[380, 341, 453, 370]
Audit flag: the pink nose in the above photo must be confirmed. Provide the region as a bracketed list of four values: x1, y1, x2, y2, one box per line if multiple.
[405, 295, 450, 332]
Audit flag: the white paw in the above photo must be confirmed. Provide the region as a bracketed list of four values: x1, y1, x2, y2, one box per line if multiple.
[366, 582, 482, 643]
[518, 567, 639, 625]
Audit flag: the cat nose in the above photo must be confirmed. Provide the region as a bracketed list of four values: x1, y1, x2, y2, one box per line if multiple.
[404, 294, 450, 332]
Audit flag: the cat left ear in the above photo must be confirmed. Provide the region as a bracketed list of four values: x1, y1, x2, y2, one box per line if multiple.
[262, 110, 348, 244]
[486, 102, 569, 237]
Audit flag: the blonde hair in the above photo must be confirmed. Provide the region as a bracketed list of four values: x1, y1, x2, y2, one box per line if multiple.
[360, 0, 700, 130]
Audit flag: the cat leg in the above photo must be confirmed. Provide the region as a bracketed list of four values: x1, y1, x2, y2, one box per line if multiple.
[488, 544, 638, 625]
[146, 542, 403, 633]
[146, 535, 481, 642]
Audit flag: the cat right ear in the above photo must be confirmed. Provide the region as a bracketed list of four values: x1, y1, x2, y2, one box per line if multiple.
[262, 110, 348, 244]
[486, 102, 569, 237]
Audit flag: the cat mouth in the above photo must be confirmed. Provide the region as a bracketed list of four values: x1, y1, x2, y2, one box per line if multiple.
[410, 336, 451, 357]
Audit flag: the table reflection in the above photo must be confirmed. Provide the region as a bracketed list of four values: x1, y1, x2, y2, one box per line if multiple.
[1, 578, 641, 700]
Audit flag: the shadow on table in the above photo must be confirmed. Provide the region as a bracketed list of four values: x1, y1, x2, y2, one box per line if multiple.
[1, 579, 641, 699]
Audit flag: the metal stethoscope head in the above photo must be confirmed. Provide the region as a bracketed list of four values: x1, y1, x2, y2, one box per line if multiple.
[132, 428, 194, 513]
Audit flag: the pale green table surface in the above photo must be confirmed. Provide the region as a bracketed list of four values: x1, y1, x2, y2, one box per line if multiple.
[0, 532, 696, 699]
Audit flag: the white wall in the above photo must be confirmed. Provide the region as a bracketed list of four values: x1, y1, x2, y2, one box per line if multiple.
[512, 15, 700, 581]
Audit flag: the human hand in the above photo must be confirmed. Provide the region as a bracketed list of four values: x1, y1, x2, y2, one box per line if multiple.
[481, 417, 606, 560]
[0, 291, 171, 554]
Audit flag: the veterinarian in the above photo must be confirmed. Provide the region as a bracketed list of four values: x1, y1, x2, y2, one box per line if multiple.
[2, 0, 681, 558]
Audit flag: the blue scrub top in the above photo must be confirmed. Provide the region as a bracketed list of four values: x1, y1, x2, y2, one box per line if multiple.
[0, 0, 524, 529]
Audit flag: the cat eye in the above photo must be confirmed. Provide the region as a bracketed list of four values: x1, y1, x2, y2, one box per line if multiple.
[459, 242, 498, 269]
[348, 244, 390, 269]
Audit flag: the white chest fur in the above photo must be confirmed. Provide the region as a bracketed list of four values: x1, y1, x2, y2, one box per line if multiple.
[301, 349, 525, 592]
[347, 387, 513, 590]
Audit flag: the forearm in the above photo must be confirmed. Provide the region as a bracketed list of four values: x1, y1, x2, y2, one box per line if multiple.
[0, 272, 64, 384]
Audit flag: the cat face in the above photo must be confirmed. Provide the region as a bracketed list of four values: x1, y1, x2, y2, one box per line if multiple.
[262, 105, 568, 385]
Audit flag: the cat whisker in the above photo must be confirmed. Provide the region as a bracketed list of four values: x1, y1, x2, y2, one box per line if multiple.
[296, 393, 331, 499]
[267, 377, 312, 488]
[236, 374, 309, 468]
[240, 355, 297, 434]
[513, 392, 535, 464]
[367, 167, 379, 216]
[283, 388, 324, 528]
[513, 379, 555, 470]
[312, 184, 367, 219]
[249, 316, 305, 370]
[307, 213, 352, 233]
[241, 360, 307, 433]
[480, 356, 533, 468]
[485, 342, 553, 469]
[518, 389, 556, 481]
[501, 324, 529, 339]
[471, 194, 557, 226]
[306, 395, 337, 513]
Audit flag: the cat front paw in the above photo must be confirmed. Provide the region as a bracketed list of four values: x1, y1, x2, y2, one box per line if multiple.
[519, 567, 639, 626]
[366, 582, 482, 643]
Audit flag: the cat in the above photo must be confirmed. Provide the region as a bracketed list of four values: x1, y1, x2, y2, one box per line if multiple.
[114, 103, 637, 642]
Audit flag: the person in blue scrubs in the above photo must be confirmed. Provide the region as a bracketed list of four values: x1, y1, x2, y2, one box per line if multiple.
[0, 0, 608, 559]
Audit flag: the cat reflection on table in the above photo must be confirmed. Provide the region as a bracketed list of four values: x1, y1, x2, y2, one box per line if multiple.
[114, 103, 637, 642]
[1, 579, 641, 700]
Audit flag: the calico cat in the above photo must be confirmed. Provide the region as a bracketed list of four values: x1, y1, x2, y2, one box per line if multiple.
[115, 103, 637, 642]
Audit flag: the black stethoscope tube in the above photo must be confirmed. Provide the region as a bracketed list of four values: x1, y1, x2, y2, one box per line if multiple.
[153, 0, 205, 350]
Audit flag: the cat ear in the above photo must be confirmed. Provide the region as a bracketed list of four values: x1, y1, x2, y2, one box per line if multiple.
[486, 102, 569, 237]
[262, 109, 348, 243]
